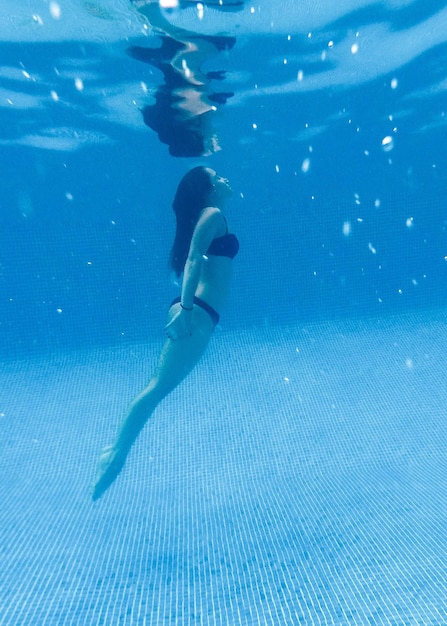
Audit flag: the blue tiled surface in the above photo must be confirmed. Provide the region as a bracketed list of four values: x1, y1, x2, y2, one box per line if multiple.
[1, 311, 447, 625]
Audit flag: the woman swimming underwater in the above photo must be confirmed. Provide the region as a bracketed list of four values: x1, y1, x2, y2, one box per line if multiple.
[92, 166, 238, 500]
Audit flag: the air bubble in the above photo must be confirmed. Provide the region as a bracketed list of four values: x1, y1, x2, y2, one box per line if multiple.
[381, 136, 394, 152]
[301, 158, 310, 173]
[49, 2, 61, 19]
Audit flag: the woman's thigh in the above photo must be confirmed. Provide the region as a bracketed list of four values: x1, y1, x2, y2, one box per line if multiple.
[152, 303, 215, 394]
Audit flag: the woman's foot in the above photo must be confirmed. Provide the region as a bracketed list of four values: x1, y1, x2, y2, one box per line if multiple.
[91, 445, 126, 501]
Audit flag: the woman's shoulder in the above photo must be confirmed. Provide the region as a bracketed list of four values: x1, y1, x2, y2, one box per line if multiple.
[200, 205, 222, 218]
[195, 207, 226, 239]
[198, 206, 225, 227]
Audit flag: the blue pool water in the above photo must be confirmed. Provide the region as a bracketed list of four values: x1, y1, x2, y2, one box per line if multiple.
[1, 1, 447, 624]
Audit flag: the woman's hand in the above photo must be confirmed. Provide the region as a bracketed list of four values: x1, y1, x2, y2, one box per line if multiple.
[164, 308, 193, 340]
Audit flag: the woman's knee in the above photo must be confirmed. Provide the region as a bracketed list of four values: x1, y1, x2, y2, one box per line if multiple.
[132, 378, 164, 409]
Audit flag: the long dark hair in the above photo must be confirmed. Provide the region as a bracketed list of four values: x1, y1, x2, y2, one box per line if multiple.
[169, 166, 214, 276]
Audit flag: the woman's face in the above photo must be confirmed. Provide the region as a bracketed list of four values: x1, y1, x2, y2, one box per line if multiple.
[205, 168, 232, 205]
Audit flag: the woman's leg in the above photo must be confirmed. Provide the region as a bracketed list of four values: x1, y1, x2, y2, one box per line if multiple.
[91, 303, 215, 500]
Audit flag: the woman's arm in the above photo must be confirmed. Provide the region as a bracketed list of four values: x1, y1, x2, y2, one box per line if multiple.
[179, 206, 224, 308]
[165, 207, 224, 339]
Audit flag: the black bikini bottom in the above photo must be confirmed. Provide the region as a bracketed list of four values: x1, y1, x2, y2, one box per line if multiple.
[170, 296, 220, 326]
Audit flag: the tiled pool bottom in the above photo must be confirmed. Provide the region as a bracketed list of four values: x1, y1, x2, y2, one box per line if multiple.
[1, 311, 447, 626]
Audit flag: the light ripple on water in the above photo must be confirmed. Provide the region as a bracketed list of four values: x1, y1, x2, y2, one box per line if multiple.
[0, 127, 112, 151]
[1, 0, 446, 149]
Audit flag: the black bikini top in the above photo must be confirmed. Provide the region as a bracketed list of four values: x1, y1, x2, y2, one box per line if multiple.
[206, 220, 239, 259]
